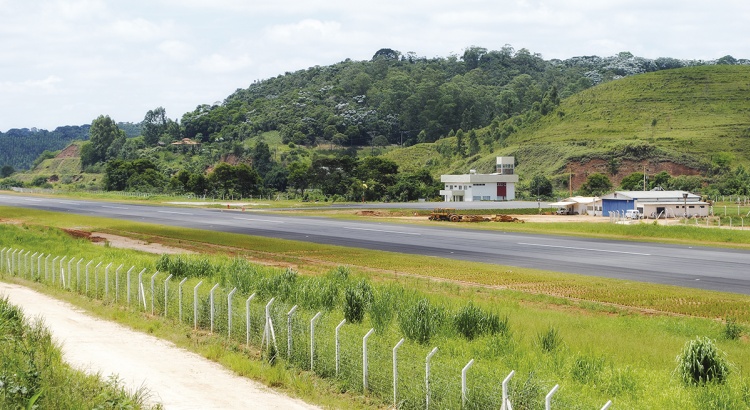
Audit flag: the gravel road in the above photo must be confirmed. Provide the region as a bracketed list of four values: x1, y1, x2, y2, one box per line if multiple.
[0, 282, 319, 410]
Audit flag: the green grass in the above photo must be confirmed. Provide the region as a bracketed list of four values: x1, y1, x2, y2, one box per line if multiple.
[4, 220, 750, 408]
[0, 295, 159, 409]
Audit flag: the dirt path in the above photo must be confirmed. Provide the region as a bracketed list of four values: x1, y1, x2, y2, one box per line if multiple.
[0, 282, 319, 410]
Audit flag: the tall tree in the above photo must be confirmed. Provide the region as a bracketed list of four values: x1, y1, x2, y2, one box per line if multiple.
[143, 107, 168, 145]
[81, 115, 125, 166]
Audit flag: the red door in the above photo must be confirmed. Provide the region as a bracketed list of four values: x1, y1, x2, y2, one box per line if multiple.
[497, 183, 506, 197]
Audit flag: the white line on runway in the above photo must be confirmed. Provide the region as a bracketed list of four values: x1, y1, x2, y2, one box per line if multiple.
[157, 210, 194, 215]
[518, 242, 651, 256]
[233, 217, 285, 224]
[344, 226, 421, 236]
[24, 198, 43, 202]
[101, 205, 129, 210]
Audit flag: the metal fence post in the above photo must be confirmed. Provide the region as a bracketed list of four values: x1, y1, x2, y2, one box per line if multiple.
[30, 252, 37, 278]
[59, 256, 67, 285]
[45, 254, 50, 281]
[193, 280, 203, 330]
[393, 338, 405, 408]
[85, 260, 93, 294]
[601, 400, 612, 410]
[67, 257, 73, 288]
[263, 297, 277, 357]
[363, 328, 375, 391]
[501, 370, 515, 410]
[426, 347, 438, 410]
[94, 261, 102, 298]
[178, 278, 188, 322]
[310, 312, 322, 371]
[245, 293, 256, 346]
[150, 271, 159, 315]
[164, 274, 173, 318]
[114, 264, 123, 300]
[287, 305, 298, 359]
[545, 384, 559, 410]
[105, 262, 112, 299]
[51, 256, 59, 284]
[38, 253, 43, 280]
[76, 258, 83, 291]
[335, 319, 346, 377]
[209, 283, 220, 333]
[227, 288, 237, 339]
[462, 359, 474, 408]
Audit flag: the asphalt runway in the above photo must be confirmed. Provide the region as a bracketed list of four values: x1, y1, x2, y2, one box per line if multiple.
[1, 193, 749, 295]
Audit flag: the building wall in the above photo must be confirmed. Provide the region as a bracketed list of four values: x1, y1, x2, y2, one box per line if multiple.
[602, 199, 635, 216]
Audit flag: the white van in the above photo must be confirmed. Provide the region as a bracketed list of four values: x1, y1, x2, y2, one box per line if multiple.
[625, 209, 641, 219]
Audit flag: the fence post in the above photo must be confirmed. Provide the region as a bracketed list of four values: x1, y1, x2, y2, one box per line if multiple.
[30, 252, 37, 279]
[209, 283, 220, 333]
[193, 280, 204, 330]
[51, 256, 59, 284]
[114, 264, 123, 300]
[38, 254, 43, 280]
[262, 297, 278, 358]
[245, 293, 256, 346]
[164, 274, 173, 318]
[59, 256, 67, 285]
[462, 359, 474, 408]
[287, 305, 298, 359]
[601, 400, 612, 410]
[45, 254, 50, 281]
[545, 384, 559, 410]
[393, 338, 405, 408]
[150, 271, 159, 315]
[67, 257, 73, 288]
[94, 261, 102, 298]
[85, 260, 93, 294]
[105, 263, 112, 299]
[310, 312, 322, 371]
[178, 278, 188, 322]
[227, 288, 237, 339]
[363, 328, 375, 391]
[426, 347, 438, 410]
[0, 248, 5, 272]
[76, 258, 83, 291]
[501, 370, 515, 410]
[336, 319, 346, 377]
[137, 269, 145, 309]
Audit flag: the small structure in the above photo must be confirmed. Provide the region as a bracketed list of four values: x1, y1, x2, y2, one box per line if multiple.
[600, 190, 709, 218]
[440, 157, 519, 202]
[548, 196, 602, 216]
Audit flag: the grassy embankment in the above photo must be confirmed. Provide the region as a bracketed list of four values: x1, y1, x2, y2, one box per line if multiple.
[0, 295, 159, 409]
[2, 206, 750, 408]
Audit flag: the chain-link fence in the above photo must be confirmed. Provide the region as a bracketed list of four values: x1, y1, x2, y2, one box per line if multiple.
[0, 246, 613, 409]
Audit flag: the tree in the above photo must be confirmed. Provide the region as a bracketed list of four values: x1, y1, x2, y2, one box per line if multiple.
[455, 129, 466, 157]
[1, 165, 14, 178]
[82, 115, 126, 166]
[252, 140, 274, 176]
[372, 135, 389, 149]
[650, 171, 671, 189]
[143, 107, 168, 146]
[580, 173, 613, 196]
[468, 130, 480, 155]
[619, 172, 645, 190]
[529, 175, 553, 199]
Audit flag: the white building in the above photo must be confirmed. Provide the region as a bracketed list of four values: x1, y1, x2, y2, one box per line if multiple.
[548, 196, 602, 216]
[440, 157, 519, 202]
[600, 190, 710, 218]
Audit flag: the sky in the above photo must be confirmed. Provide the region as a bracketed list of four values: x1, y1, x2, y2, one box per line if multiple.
[1, 0, 749, 132]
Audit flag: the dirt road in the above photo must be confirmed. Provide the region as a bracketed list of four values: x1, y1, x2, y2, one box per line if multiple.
[0, 282, 319, 410]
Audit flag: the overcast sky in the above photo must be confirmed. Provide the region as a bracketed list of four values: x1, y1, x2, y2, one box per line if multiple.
[2, 0, 748, 132]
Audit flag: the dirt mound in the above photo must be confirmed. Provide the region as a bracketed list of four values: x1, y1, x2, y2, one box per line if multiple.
[567, 159, 701, 191]
[63, 228, 106, 242]
[55, 144, 80, 159]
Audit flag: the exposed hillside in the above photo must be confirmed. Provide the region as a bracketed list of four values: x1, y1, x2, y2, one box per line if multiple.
[445, 65, 750, 189]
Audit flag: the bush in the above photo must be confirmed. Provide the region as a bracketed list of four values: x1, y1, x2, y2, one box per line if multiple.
[453, 302, 507, 340]
[343, 280, 372, 323]
[723, 317, 742, 340]
[537, 326, 562, 352]
[369, 286, 398, 333]
[398, 298, 444, 344]
[676, 336, 729, 385]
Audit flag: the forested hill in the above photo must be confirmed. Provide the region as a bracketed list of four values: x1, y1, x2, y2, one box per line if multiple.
[178, 47, 747, 149]
[0, 122, 141, 171]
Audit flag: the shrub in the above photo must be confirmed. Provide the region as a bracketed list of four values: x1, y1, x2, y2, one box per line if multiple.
[369, 286, 398, 333]
[258, 268, 298, 300]
[453, 302, 508, 340]
[676, 336, 729, 385]
[343, 280, 372, 323]
[398, 298, 444, 344]
[537, 326, 562, 352]
[723, 317, 742, 340]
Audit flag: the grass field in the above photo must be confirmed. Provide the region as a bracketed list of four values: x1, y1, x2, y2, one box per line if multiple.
[2, 205, 750, 408]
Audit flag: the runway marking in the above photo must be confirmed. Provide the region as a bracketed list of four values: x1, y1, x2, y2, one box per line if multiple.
[24, 198, 43, 202]
[233, 217, 285, 224]
[157, 210, 194, 215]
[344, 226, 421, 236]
[518, 242, 651, 256]
[101, 205, 129, 210]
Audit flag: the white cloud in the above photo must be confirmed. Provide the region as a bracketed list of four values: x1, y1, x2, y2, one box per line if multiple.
[110, 18, 173, 42]
[196, 54, 253, 73]
[0, 76, 62, 94]
[263, 19, 343, 45]
[159, 40, 194, 61]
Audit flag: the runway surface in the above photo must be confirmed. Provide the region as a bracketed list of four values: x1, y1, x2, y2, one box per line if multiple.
[1, 193, 749, 295]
